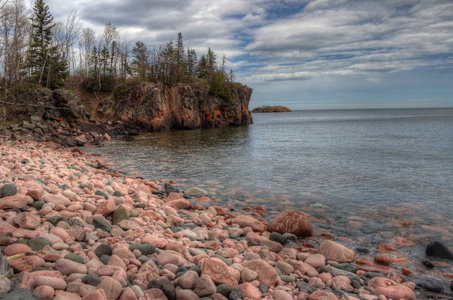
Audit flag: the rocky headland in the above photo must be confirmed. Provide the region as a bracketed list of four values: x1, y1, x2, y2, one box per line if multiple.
[0, 82, 253, 147]
[251, 106, 291, 113]
[1, 138, 450, 299]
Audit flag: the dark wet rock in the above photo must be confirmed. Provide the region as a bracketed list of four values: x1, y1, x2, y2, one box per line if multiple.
[282, 233, 297, 245]
[99, 255, 110, 265]
[30, 201, 45, 210]
[3, 288, 39, 300]
[83, 273, 102, 287]
[28, 238, 50, 251]
[112, 191, 123, 197]
[93, 218, 111, 232]
[95, 244, 113, 257]
[332, 263, 357, 273]
[258, 285, 267, 294]
[0, 184, 17, 198]
[364, 272, 385, 279]
[64, 253, 84, 264]
[217, 284, 232, 297]
[356, 247, 370, 254]
[415, 277, 444, 293]
[422, 260, 434, 269]
[0, 234, 9, 246]
[189, 265, 201, 275]
[129, 244, 155, 255]
[148, 278, 176, 300]
[296, 281, 311, 293]
[46, 216, 65, 226]
[269, 232, 285, 244]
[426, 241, 453, 260]
[228, 288, 241, 300]
[165, 183, 178, 194]
[112, 207, 129, 225]
[95, 190, 109, 199]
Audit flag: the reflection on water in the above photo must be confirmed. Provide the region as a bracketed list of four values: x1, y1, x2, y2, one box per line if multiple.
[88, 108, 453, 254]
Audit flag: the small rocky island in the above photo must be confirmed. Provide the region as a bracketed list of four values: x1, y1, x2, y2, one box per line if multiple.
[251, 105, 292, 113]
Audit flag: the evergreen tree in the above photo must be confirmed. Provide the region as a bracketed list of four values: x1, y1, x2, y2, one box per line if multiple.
[131, 41, 149, 79]
[175, 32, 185, 81]
[25, 0, 67, 89]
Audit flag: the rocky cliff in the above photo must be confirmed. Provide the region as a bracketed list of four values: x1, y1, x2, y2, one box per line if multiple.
[114, 82, 253, 131]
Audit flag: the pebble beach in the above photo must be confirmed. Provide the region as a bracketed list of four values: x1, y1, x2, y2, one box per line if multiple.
[0, 137, 447, 300]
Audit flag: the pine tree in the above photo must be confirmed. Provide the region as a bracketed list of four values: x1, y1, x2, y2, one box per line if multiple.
[25, 0, 67, 89]
[131, 41, 149, 79]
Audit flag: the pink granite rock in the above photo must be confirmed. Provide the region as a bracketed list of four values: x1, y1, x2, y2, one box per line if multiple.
[55, 258, 88, 275]
[368, 277, 416, 300]
[34, 276, 68, 290]
[268, 210, 312, 237]
[194, 274, 216, 297]
[13, 212, 41, 229]
[202, 258, 238, 288]
[239, 282, 262, 299]
[233, 215, 267, 232]
[0, 195, 31, 209]
[318, 240, 355, 263]
[243, 259, 278, 287]
[81, 289, 108, 300]
[33, 285, 55, 300]
[97, 276, 122, 300]
[4, 243, 32, 256]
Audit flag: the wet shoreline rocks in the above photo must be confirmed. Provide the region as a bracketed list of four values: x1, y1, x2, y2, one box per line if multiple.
[0, 138, 449, 299]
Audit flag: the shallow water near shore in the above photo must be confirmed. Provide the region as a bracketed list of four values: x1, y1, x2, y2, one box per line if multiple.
[87, 108, 453, 269]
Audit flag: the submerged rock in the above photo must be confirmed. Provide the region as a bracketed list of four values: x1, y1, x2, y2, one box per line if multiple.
[426, 241, 453, 260]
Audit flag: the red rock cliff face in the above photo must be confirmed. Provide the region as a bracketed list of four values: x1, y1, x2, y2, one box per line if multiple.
[116, 82, 253, 131]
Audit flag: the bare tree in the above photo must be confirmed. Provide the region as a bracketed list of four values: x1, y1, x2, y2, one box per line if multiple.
[77, 27, 95, 77]
[0, 0, 28, 89]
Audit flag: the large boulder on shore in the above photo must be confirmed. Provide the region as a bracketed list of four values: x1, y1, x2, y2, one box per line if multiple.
[268, 210, 312, 237]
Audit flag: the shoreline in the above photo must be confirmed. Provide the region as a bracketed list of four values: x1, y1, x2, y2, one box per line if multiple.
[0, 137, 450, 299]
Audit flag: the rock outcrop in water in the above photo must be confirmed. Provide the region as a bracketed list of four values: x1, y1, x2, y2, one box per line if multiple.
[251, 105, 291, 113]
[114, 82, 253, 131]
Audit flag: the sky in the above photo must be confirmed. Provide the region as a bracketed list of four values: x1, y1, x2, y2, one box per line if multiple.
[42, 0, 453, 109]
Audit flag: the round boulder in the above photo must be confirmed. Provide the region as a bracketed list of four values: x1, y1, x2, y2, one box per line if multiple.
[268, 210, 312, 237]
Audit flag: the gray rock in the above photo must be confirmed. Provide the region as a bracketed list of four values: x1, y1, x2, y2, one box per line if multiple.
[129, 244, 155, 255]
[93, 218, 111, 232]
[296, 281, 311, 293]
[64, 254, 84, 264]
[148, 278, 176, 300]
[95, 190, 108, 199]
[415, 277, 445, 293]
[113, 207, 129, 225]
[95, 244, 113, 257]
[2, 288, 39, 300]
[229, 288, 241, 300]
[165, 183, 179, 194]
[184, 187, 207, 198]
[82, 273, 102, 287]
[0, 184, 17, 198]
[217, 284, 232, 297]
[28, 238, 50, 251]
[0, 275, 11, 296]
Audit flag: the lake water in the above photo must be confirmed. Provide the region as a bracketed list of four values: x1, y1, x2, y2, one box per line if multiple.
[88, 108, 453, 254]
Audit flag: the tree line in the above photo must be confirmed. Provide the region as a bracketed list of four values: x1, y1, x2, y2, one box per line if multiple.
[0, 0, 236, 100]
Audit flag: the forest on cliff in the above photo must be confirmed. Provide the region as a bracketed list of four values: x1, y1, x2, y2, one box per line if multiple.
[0, 0, 236, 106]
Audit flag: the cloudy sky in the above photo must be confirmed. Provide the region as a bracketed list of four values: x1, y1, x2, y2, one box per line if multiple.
[44, 0, 453, 109]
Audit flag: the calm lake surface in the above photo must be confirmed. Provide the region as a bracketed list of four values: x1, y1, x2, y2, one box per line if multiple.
[88, 108, 453, 248]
